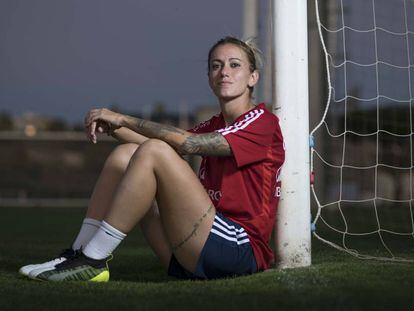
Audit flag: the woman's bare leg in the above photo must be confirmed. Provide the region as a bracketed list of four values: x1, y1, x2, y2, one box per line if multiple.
[84, 143, 171, 268]
[139, 203, 172, 268]
[86, 143, 138, 220]
[71, 143, 139, 250]
[20, 142, 174, 277]
[105, 139, 216, 273]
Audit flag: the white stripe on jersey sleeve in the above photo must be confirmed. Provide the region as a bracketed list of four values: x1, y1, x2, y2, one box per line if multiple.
[217, 110, 259, 134]
[217, 109, 265, 136]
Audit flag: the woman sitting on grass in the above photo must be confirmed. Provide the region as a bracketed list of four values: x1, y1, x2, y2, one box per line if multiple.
[19, 36, 285, 281]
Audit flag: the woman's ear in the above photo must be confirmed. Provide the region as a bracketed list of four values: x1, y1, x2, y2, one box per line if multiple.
[248, 70, 259, 88]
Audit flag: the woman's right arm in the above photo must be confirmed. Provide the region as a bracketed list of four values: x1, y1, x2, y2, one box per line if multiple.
[88, 108, 231, 156]
[110, 127, 149, 145]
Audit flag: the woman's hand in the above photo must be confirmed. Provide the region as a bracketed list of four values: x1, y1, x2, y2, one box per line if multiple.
[84, 108, 124, 143]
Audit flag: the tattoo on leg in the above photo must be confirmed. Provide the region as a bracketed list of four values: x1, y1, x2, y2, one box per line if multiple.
[172, 205, 214, 252]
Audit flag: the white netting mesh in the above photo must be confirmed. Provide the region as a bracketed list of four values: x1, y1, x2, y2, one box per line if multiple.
[312, 0, 414, 262]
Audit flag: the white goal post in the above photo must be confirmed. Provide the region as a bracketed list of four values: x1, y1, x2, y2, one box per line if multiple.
[272, 0, 312, 268]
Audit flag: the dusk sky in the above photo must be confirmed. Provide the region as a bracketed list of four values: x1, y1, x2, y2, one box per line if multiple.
[0, 0, 245, 124]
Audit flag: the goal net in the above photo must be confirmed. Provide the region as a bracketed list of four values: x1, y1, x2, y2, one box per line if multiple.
[311, 0, 414, 262]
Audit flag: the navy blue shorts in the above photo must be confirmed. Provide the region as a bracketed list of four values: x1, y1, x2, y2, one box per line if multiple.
[168, 212, 257, 280]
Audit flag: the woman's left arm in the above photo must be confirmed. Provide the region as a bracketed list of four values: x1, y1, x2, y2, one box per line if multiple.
[85, 108, 231, 156]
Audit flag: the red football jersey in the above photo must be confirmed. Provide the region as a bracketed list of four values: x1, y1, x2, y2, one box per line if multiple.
[190, 103, 285, 270]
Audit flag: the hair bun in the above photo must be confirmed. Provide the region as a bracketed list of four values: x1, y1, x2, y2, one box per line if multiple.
[243, 37, 263, 69]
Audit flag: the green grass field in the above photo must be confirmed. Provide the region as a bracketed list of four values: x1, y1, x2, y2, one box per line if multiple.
[1, 206, 413, 311]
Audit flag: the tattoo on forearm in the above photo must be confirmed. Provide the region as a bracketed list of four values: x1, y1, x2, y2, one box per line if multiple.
[172, 205, 214, 252]
[135, 118, 185, 138]
[126, 116, 231, 156]
[183, 133, 231, 156]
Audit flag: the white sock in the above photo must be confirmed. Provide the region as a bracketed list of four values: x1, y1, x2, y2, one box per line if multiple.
[72, 218, 101, 250]
[83, 221, 126, 260]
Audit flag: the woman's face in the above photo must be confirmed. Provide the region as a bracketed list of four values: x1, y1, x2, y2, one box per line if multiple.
[208, 43, 258, 102]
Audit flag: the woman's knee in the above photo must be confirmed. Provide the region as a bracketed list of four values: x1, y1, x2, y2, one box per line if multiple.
[105, 143, 139, 170]
[134, 139, 177, 162]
